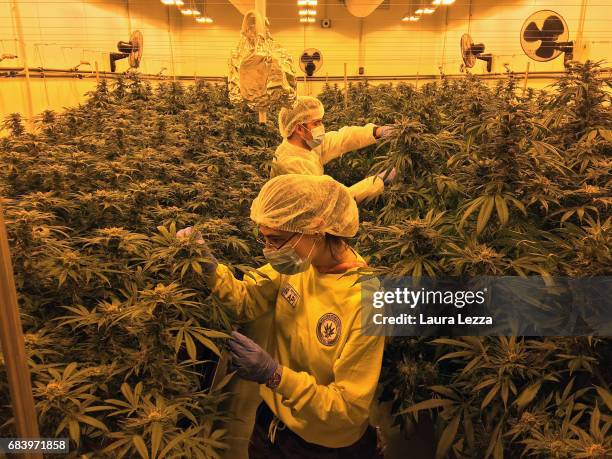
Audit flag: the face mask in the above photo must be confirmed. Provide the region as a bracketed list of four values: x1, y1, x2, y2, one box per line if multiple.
[263, 234, 318, 275]
[302, 124, 325, 149]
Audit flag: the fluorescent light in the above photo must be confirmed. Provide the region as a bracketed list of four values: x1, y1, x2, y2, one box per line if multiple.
[297, 0, 307, 5]
[416, 7, 435, 14]
[175, 0, 184, 4]
[191, 8, 201, 15]
[307, 17, 315, 22]
[300, 17, 308, 22]
[180, 8, 193, 15]
[299, 7, 316, 16]
[161, 0, 175, 5]
[433, 0, 454, 4]
[308, 0, 317, 5]
[196, 16, 213, 23]
[402, 14, 420, 21]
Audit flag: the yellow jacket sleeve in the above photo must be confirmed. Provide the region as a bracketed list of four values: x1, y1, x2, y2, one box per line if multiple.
[275, 317, 385, 431]
[208, 263, 281, 322]
[348, 175, 385, 204]
[320, 124, 378, 165]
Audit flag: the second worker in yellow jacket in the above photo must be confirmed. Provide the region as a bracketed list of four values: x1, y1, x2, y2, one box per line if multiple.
[271, 96, 396, 204]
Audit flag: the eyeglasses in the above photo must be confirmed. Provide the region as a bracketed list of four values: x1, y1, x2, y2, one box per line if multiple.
[255, 233, 296, 250]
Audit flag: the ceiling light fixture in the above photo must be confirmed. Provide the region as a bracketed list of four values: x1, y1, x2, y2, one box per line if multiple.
[195, 1, 211, 23]
[298, 9, 316, 16]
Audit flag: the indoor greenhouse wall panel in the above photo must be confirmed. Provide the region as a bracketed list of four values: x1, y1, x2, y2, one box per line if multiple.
[1, 0, 611, 119]
[176, 0, 611, 77]
[440, 0, 612, 75]
[172, 0, 243, 78]
[15, 0, 178, 74]
[0, 0, 181, 120]
[0, 78, 97, 123]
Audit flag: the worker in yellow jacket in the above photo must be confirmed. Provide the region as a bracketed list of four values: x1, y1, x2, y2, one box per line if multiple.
[177, 174, 384, 458]
[272, 96, 397, 204]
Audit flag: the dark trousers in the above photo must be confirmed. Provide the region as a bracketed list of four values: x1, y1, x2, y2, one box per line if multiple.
[248, 402, 383, 459]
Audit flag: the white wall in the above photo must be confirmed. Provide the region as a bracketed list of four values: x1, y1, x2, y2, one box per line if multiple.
[1, 0, 610, 121]
[0, 0, 179, 73]
[0, 0, 181, 121]
[177, 0, 611, 77]
[438, 0, 611, 75]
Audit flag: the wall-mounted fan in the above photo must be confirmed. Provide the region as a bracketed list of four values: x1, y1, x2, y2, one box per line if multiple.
[300, 48, 323, 77]
[110, 30, 143, 72]
[461, 34, 493, 72]
[520, 10, 573, 64]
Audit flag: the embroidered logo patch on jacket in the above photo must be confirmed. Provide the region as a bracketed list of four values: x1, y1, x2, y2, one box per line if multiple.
[281, 284, 300, 309]
[316, 313, 341, 346]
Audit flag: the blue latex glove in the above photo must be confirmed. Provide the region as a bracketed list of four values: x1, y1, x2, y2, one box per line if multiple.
[176, 226, 204, 243]
[229, 331, 278, 384]
[377, 167, 397, 186]
[176, 226, 218, 274]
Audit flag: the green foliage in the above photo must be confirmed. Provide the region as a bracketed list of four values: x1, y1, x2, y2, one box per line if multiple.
[322, 63, 610, 458]
[387, 337, 612, 459]
[0, 75, 276, 457]
[1, 63, 610, 458]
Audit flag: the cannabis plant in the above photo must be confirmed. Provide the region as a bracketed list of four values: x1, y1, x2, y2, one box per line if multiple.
[1, 63, 610, 459]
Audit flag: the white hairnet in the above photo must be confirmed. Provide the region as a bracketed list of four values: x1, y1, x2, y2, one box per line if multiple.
[250, 174, 359, 237]
[278, 96, 325, 138]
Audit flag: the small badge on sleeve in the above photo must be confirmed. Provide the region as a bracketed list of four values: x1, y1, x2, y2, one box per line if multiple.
[281, 284, 300, 309]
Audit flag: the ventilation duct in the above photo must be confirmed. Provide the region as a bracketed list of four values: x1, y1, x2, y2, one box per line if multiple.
[228, 0, 253, 15]
[229, 0, 386, 19]
[344, 0, 385, 17]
